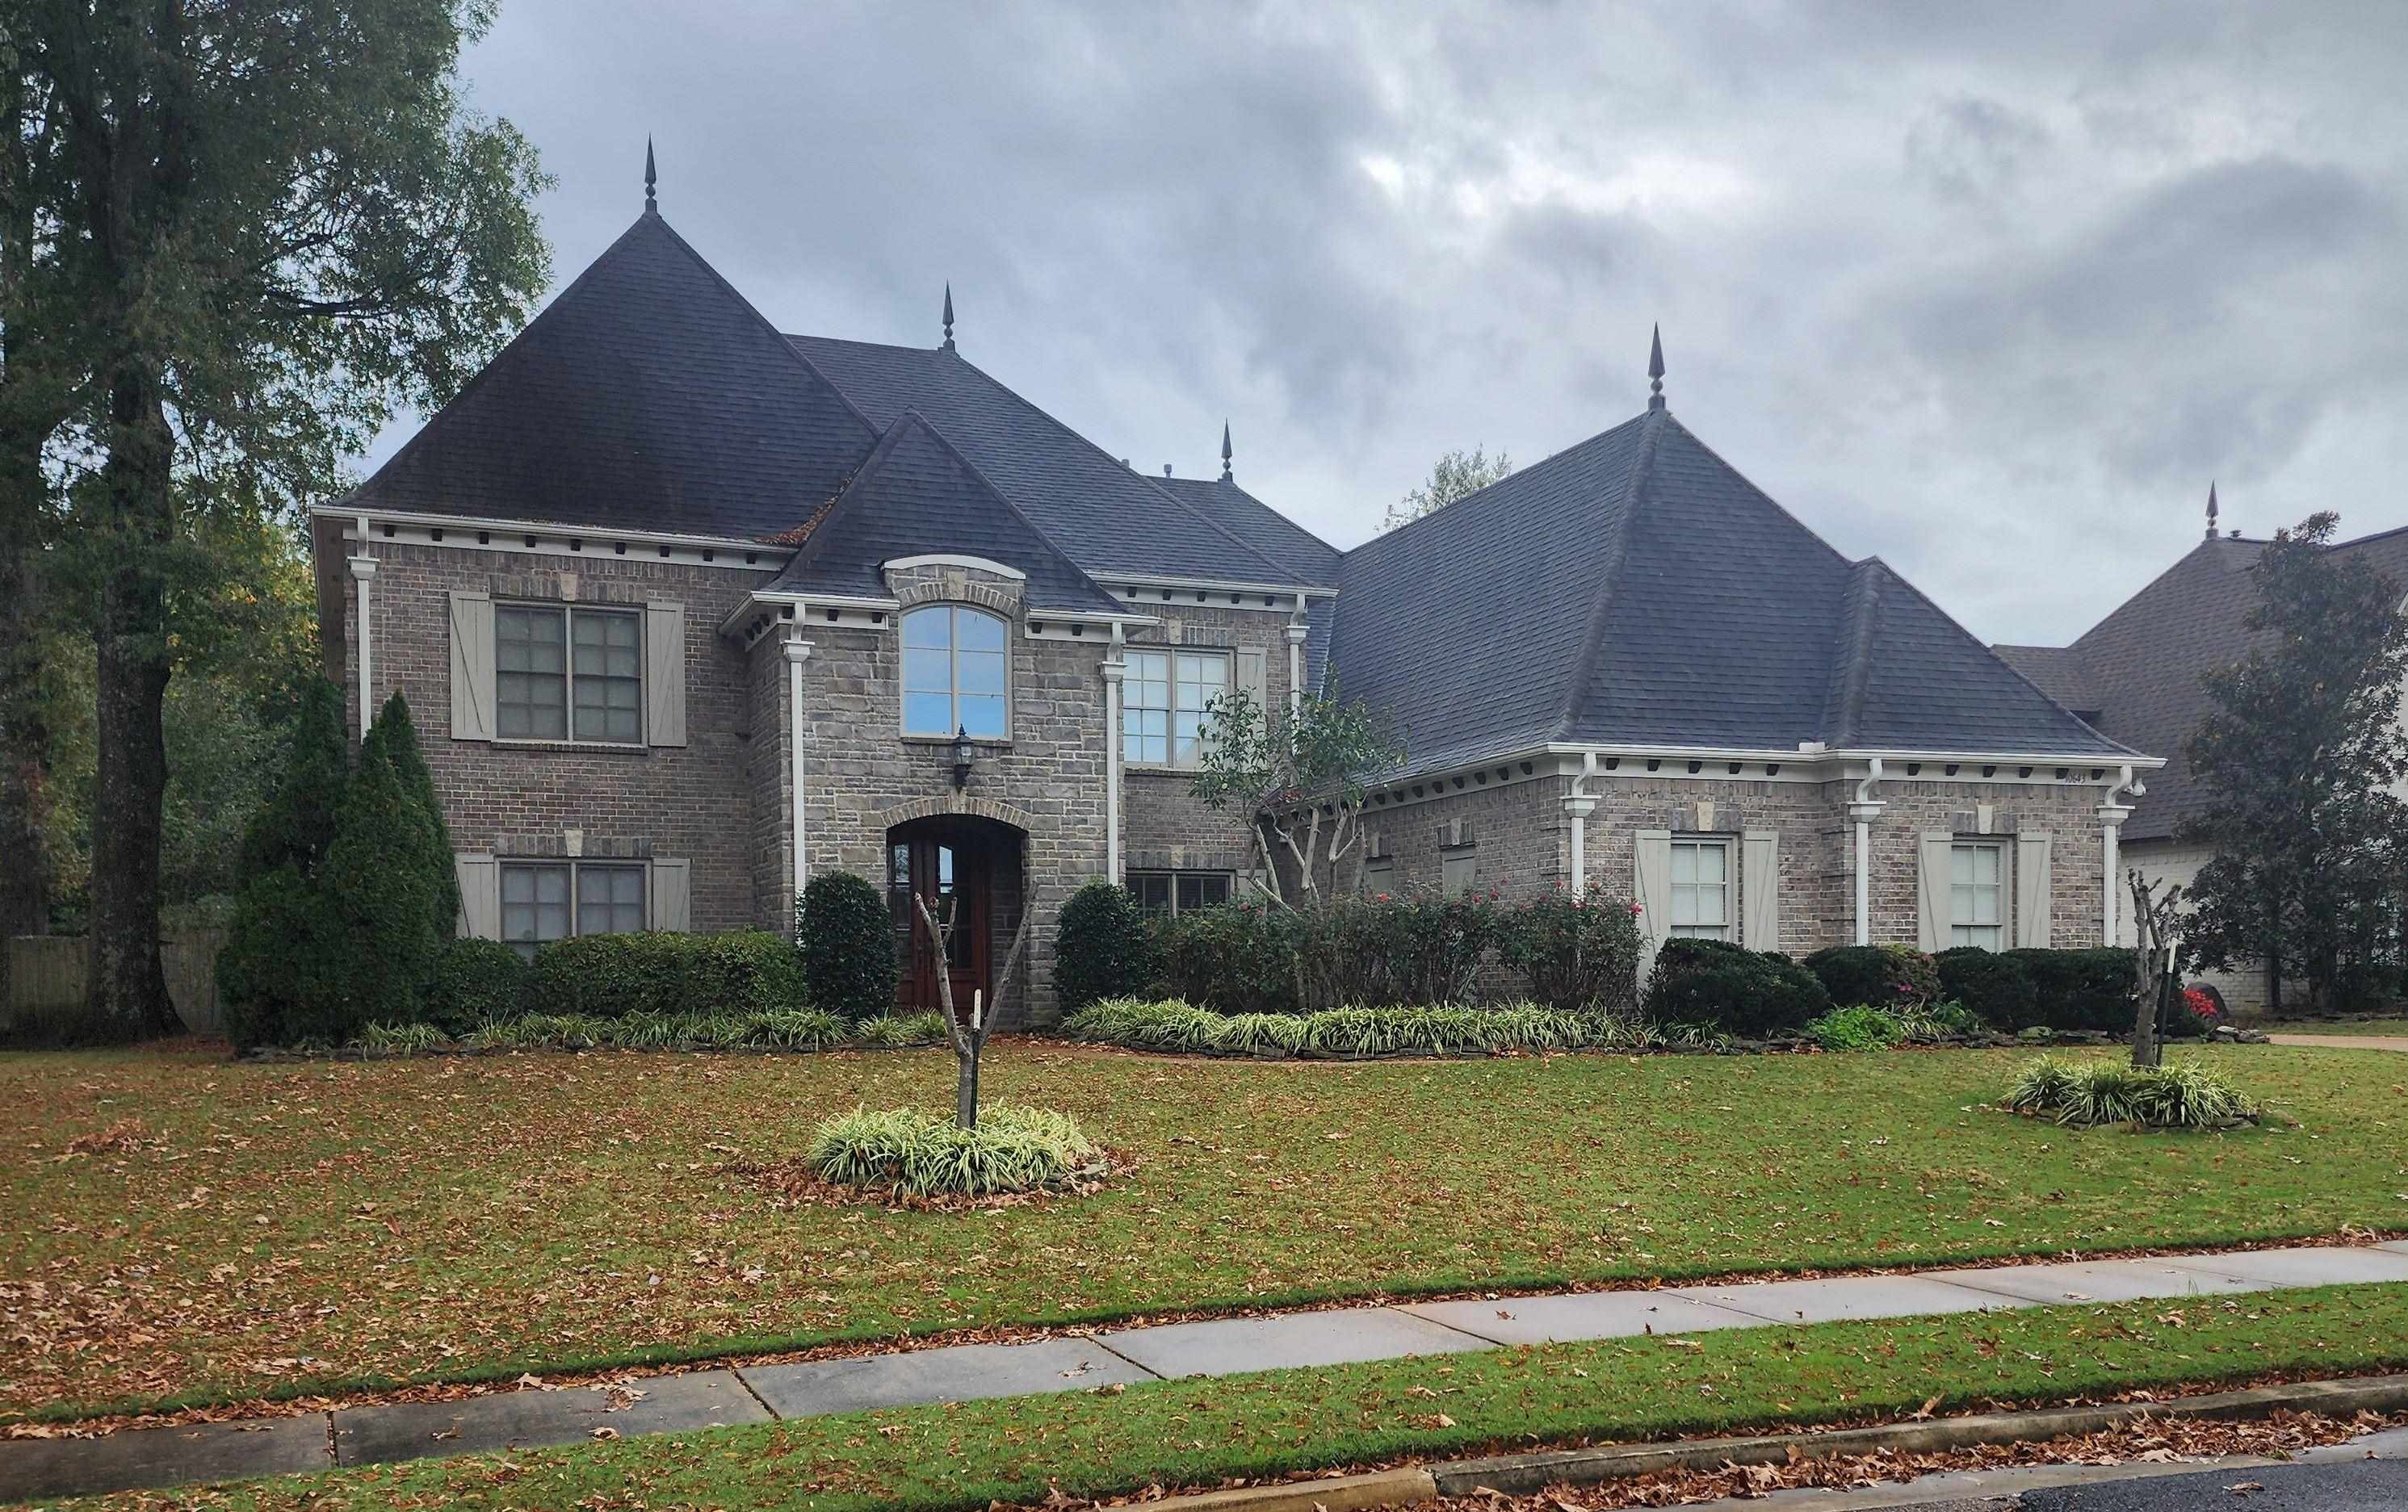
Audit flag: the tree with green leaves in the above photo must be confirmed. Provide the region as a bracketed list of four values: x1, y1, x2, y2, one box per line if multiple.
[1190, 676, 1406, 908]
[1382, 446, 1512, 531]
[8, 0, 547, 1038]
[2179, 513, 2408, 1011]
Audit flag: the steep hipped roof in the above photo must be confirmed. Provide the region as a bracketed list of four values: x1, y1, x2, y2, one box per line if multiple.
[786, 336, 1304, 587]
[1333, 406, 2138, 776]
[761, 412, 1125, 617]
[1991, 644, 2104, 720]
[350, 210, 875, 538]
[1152, 474, 1341, 588]
[2020, 523, 2408, 843]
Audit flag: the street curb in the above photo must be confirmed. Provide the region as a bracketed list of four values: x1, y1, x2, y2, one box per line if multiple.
[1137, 1374, 2408, 1512]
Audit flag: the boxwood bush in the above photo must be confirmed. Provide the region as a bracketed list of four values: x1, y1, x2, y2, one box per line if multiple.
[422, 937, 531, 1034]
[1938, 946, 2133, 1033]
[1641, 939, 1831, 1038]
[1055, 881, 1157, 1012]
[796, 871, 899, 1020]
[523, 930, 805, 1020]
[1804, 944, 1940, 1010]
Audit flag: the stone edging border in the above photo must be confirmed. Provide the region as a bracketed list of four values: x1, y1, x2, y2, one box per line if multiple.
[1137, 1374, 2408, 1512]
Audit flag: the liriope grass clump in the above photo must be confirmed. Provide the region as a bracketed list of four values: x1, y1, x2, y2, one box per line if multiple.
[2006, 1054, 2259, 1129]
[1060, 997, 1617, 1058]
[807, 1105, 1107, 1198]
[852, 1011, 949, 1049]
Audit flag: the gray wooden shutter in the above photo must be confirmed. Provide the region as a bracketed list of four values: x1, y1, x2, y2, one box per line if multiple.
[455, 852, 499, 940]
[650, 857, 691, 932]
[1916, 831, 1953, 952]
[1234, 646, 1269, 718]
[644, 601, 687, 748]
[1741, 830, 1779, 950]
[2016, 831, 2054, 949]
[448, 591, 494, 742]
[1633, 828, 1673, 949]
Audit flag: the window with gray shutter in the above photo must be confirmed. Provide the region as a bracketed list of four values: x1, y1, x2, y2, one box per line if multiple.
[644, 601, 686, 747]
[448, 593, 495, 741]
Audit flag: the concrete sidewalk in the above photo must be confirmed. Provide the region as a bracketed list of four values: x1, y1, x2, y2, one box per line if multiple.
[9, 1241, 2408, 1505]
[2268, 1033, 2408, 1053]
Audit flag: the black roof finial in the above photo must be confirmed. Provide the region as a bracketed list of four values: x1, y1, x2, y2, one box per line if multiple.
[2205, 481, 2219, 542]
[1219, 420, 1233, 482]
[644, 136, 657, 215]
[940, 283, 955, 352]
[1647, 324, 1666, 412]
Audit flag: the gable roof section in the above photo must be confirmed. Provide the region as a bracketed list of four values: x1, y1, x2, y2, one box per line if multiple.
[1335, 408, 2137, 778]
[351, 211, 875, 539]
[786, 336, 1306, 586]
[1152, 475, 1341, 588]
[762, 412, 1125, 617]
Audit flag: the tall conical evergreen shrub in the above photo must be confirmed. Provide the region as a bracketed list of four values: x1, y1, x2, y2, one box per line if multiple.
[220, 678, 354, 1047]
[237, 677, 350, 878]
[321, 693, 455, 1028]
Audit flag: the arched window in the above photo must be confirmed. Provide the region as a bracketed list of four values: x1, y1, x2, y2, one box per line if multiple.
[901, 605, 1008, 737]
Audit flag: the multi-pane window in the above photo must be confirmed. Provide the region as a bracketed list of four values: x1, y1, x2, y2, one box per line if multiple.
[902, 605, 1008, 737]
[497, 605, 640, 743]
[1949, 843, 2005, 949]
[1123, 649, 1229, 765]
[1441, 848, 1479, 896]
[501, 861, 645, 961]
[1668, 840, 1730, 939]
[1128, 870, 1233, 916]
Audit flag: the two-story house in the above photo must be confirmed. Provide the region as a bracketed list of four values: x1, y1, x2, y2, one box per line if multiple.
[312, 174, 2160, 1024]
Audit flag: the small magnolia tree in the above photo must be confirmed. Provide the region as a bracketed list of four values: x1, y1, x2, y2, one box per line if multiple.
[914, 886, 1034, 1129]
[1190, 676, 1404, 907]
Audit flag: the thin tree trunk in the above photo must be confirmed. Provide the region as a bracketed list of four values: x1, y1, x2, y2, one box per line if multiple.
[85, 365, 176, 1040]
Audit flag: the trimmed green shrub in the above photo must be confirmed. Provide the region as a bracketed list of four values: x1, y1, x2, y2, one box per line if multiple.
[1292, 892, 1501, 1010]
[2005, 1054, 2257, 1129]
[1496, 891, 1645, 1013]
[1641, 939, 1831, 1038]
[1804, 944, 1940, 1011]
[1055, 882, 1157, 1013]
[320, 695, 454, 1030]
[808, 1104, 1106, 1197]
[1936, 946, 2041, 1030]
[796, 872, 898, 1020]
[424, 937, 530, 1034]
[1153, 903, 1299, 1014]
[2004, 947, 2134, 1033]
[217, 864, 350, 1049]
[237, 677, 350, 879]
[1805, 1004, 1905, 1052]
[523, 930, 805, 1019]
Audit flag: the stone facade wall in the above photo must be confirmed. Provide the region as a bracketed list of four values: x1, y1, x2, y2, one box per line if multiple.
[335, 538, 775, 932]
[1121, 601, 1303, 880]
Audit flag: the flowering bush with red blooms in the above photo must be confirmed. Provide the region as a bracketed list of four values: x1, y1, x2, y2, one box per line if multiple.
[2184, 986, 2217, 1020]
[1499, 890, 1645, 1014]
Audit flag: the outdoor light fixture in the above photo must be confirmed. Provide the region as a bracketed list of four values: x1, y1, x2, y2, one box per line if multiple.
[952, 726, 975, 790]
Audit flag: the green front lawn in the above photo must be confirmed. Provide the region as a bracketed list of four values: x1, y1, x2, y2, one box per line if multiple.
[46, 1284, 2408, 1512]
[5, 1039, 2402, 1420]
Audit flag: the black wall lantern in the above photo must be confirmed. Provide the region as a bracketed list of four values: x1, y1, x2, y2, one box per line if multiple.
[951, 726, 976, 791]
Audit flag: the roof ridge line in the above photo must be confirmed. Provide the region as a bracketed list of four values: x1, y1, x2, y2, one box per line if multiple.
[2066, 535, 2256, 655]
[774, 417, 915, 576]
[1178, 474, 1345, 563]
[937, 350, 1304, 587]
[1550, 408, 1664, 742]
[888, 408, 1126, 610]
[1342, 415, 1648, 565]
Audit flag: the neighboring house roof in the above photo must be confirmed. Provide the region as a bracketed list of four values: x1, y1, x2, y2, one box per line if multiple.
[761, 412, 1126, 618]
[350, 209, 875, 538]
[2016, 524, 2408, 844]
[1331, 405, 2135, 776]
[785, 335, 1310, 587]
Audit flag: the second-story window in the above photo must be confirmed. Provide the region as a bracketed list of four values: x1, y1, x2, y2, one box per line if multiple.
[1124, 649, 1229, 766]
[497, 604, 641, 743]
[902, 605, 1009, 737]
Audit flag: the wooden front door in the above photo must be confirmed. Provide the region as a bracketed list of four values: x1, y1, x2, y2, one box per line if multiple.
[888, 822, 992, 1015]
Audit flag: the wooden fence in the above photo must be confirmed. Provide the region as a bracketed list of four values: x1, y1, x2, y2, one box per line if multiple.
[4, 929, 224, 1038]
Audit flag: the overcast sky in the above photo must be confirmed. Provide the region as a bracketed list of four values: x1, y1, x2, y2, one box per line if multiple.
[370, 1, 2408, 647]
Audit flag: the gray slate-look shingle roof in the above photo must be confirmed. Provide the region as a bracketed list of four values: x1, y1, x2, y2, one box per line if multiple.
[1335, 408, 2139, 777]
[2011, 524, 2408, 843]
[350, 211, 874, 538]
[785, 336, 1302, 587]
[761, 413, 1126, 617]
[1152, 475, 1341, 588]
[1990, 645, 2104, 719]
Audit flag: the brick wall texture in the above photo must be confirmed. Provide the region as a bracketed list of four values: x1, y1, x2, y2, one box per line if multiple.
[338, 540, 2122, 1024]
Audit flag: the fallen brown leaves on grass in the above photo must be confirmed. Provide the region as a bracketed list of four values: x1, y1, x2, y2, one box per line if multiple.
[736, 1151, 1129, 1213]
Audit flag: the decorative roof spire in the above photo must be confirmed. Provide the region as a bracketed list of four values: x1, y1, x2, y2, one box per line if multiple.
[940, 283, 955, 352]
[1647, 324, 1666, 412]
[1219, 420, 1233, 482]
[2205, 480, 2219, 542]
[644, 136, 657, 215]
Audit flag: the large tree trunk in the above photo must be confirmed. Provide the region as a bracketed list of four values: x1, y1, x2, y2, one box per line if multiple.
[85, 366, 176, 1040]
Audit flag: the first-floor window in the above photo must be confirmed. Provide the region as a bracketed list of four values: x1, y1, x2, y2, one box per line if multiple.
[501, 861, 646, 960]
[1441, 848, 1479, 896]
[1128, 869, 1233, 916]
[1669, 839, 1730, 939]
[1949, 843, 2005, 949]
[1362, 857, 1395, 894]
